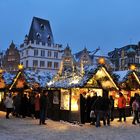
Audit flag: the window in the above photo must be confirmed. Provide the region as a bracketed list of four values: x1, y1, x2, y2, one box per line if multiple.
[33, 60, 38, 67]
[40, 24, 45, 30]
[54, 62, 59, 69]
[48, 51, 51, 57]
[41, 50, 45, 57]
[54, 52, 58, 58]
[128, 57, 134, 63]
[40, 61, 45, 67]
[138, 50, 140, 56]
[8, 57, 15, 62]
[135, 58, 139, 63]
[9, 51, 14, 55]
[47, 61, 52, 68]
[121, 59, 124, 66]
[26, 50, 28, 55]
[34, 49, 38, 56]
[60, 89, 70, 110]
[65, 58, 70, 62]
[47, 35, 51, 46]
[124, 58, 127, 64]
[26, 60, 28, 67]
[36, 32, 41, 38]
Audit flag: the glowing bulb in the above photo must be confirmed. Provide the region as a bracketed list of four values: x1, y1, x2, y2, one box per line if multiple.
[18, 64, 24, 70]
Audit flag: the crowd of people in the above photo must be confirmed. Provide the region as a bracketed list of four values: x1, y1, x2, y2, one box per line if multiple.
[3, 90, 49, 125]
[80, 90, 140, 127]
[3, 89, 140, 127]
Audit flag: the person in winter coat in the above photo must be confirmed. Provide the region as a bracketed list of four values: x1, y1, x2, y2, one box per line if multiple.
[20, 93, 28, 118]
[130, 93, 138, 115]
[110, 96, 114, 121]
[117, 92, 126, 122]
[132, 98, 140, 125]
[4, 93, 13, 119]
[80, 93, 86, 124]
[29, 93, 35, 118]
[13, 93, 21, 117]
[39, 91, 48, 125]
[102, 93, 111, 126]
[92, 96, 103, 127]
[90, 93, 98, 125]
[35, 92, 40, 119]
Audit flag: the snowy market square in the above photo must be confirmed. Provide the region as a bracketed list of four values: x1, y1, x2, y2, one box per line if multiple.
[0, 111, 140, 140]
[1, 1, 140, 140]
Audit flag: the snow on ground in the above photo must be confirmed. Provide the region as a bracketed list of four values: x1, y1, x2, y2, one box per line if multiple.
[0, 111, 140, 140]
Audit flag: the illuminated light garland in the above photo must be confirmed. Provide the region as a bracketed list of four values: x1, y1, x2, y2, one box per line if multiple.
[133, 72, 140, 85]
[9, 71, 21, 90]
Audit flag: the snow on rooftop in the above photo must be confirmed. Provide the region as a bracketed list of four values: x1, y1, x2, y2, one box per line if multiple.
[113, 70, 129, 82]
[3, 72, 15, 85]
[47, 65, 98, 88]
[24, 70, 54, 87]
[94, 49, 108, 57]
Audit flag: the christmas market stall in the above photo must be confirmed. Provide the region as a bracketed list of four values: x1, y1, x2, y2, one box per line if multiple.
[9, 64, 54, 94]
[0, 69, 6, 103]
[9, 64, 30, 93]
[47, 64, 119, 123]
[113, 65, 140, 112]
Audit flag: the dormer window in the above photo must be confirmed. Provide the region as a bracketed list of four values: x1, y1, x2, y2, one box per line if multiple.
[47, 35, 51, 41]
[40, 24, 45, 30]
[36, 32, 41, 38]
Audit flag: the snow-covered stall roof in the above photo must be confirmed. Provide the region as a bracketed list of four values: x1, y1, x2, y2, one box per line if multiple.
[47, 65, 98, 88]
[8, 70, 54, 91]
[47, 65, 119, 90]
[3, 72, 15, 85]
[113, 70, 129, 83]
[24, 70, 54, 87]
[113, 70, 140, 90]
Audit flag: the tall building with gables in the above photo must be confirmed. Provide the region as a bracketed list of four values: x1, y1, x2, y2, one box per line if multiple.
[108, 42, 140, 71]
[2, 41, 20, 73]
[20, 17, 63, 73]
[59, 45, 76, 75]
[59, 46, 113, 76]
[74, 47, 113, 71]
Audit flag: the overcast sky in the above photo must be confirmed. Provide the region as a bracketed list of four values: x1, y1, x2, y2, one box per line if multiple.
[0, 0, 140, 54]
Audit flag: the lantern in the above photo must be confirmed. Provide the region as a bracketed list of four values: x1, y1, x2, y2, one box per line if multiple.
[98, 57, 105, 65]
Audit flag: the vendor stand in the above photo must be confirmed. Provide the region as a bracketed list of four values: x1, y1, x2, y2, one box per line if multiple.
[47, 63, 119, 123]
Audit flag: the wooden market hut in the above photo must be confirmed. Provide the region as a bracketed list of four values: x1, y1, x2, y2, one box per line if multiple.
[0, 69, 7, 108]
[47, 65, 119, 123]
[9, 65, 30, 94]
[114, 69, 140, 107]
[9, 66, 53, 94]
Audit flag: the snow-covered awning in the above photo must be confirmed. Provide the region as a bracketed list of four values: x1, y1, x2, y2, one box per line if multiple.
[113, 70, 129, 83]
[47, 65, 119, 90]
[113, 70, 140, 90]
[24, 70, 54, 88]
